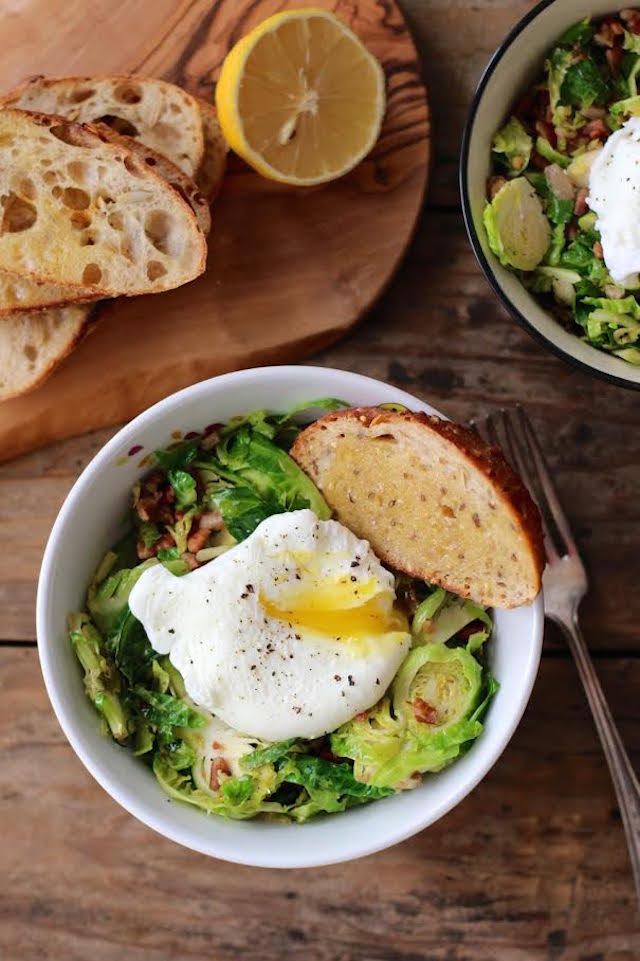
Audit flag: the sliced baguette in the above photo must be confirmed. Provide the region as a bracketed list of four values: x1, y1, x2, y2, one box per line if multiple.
[2, 75, 204, 176]
[93, 123, 211, 237]
[0, 303, 93, 400]
[0, 270, 95, 316]
[0, 109, 206, 295]
[195, 97, 227, 200]
[290, 408, 545, 609]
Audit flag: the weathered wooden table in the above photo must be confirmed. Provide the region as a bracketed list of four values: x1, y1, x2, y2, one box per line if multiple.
[1, 2, 639, 958]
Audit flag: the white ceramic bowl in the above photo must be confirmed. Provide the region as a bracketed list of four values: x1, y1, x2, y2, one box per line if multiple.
[461, 0, 640, 391]
[37, 366, 544, 868]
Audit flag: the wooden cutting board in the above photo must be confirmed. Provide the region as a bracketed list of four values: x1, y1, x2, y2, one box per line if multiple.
[0, 0, 429, 462]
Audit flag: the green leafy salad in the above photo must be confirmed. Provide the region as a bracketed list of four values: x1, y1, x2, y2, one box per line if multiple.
[483, 11, 640, 365]
[70, 400, 497, 822]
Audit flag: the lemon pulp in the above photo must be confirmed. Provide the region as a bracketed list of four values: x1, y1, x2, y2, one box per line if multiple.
[215, 8, 386, 185]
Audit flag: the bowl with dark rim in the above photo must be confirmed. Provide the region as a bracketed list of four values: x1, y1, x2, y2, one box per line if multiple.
[460, 0, 640, 391]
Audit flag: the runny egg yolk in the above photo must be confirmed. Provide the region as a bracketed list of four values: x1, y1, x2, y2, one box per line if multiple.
[260, 576, 408, 645]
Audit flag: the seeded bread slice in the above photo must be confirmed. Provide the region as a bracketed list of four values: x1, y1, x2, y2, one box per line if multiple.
[0, 109, 206, 295]
[195, 97, 227, 200]
[2, 75, 204, 176]
[0, 303, 93, 400]
[290, 408, 545, 609]
[94, 123, 211, 236]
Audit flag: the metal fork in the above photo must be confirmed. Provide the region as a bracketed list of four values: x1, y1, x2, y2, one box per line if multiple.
[472, 405, 640, 906]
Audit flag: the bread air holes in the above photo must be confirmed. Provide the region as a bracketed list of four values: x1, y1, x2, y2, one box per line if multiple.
[108, 211, 124, 231]
[98, 115, 139, 138]
[82, 263, 102, 285]
[62, 187, 90, 210]
[147, 260, 167, 281]
[50, 122, 96, 148]
[67, 160, 89, 184]
[10, 177, 37, 201]
[154, 122, 179, 143]
[123, 155, 144, 177]
[43, 171, 58, 185]
[24, 343, 38, 363]
[68, 87, 95, 104]
[0, 192, 37, 233]
[114, 83, 142, 104]
[70, 211, 91, 230]
[144, 209, 175, 255]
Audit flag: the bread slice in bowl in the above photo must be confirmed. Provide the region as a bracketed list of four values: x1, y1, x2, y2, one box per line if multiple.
[2, 75, 204, 176]
[290, 407, 545, 609]
[0, 109, 206, 295]
[0, 303, 94, 400]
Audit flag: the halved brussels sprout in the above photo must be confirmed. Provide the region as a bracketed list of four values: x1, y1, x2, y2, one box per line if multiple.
[492, 116, 532, 176]
[331, 644, 497, 790]
[483, 178, 551, 272]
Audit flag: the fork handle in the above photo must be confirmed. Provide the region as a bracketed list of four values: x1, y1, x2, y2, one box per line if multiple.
[556, 613, 640, 907]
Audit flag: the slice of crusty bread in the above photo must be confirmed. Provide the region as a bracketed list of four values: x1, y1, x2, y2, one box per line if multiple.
[195, 97, 227, 201]
[94, 123, 211, 237]
[2, 75, 204, 176]
[0, 270, 95, 316]
[0, 303, 93, 400]
[290, 408, 545, 609]
[0, 109, 206, 295]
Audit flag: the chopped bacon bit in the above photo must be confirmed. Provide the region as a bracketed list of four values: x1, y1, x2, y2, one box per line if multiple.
[187, 524, 211, 554]
[412, 697, 439, 726]
[355, 711, 369, 722]
[622, 8, 640, 34]
[594, 19, 621, 46]
[200, 428, 221, 451]
[136, 530, 175, 561]
[487, 175, 507, 200]
[566, 222, 579, 243]
[574, 188, 589, 217]
[211, 740, 222, 750]
[535, 119, 557, 147]
[530, 150, 548, 171]
[199, 510, 224, 531]
[583, 118, 609, 142]
[209, 757, 230, 791]
[136, 539, 155, 560]
[593, 241, 604, 260]
[182, 552, 199, 571]
[606, 45, 623, 74]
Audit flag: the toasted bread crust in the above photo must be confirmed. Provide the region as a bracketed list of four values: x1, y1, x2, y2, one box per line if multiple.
[0, 303, 96, 401]
[291, 407, 545, 606]
[1, 74, 205, 176]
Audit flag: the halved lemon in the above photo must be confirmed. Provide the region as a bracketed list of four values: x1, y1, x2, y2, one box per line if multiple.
[215, 8, 386, 186]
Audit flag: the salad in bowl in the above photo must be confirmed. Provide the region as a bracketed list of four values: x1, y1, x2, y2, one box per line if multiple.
[37, 366, 544, 866]
[483, 10, 640, 368]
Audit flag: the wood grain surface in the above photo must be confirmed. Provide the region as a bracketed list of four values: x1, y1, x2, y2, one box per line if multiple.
[0, 0, 429, 461]
[1, 649, 638, 960]
[1, 1, 639, 959]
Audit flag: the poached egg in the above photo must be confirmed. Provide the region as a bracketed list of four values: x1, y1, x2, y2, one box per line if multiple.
[588, 117, 640, 286]
[129, 509, 411, 740]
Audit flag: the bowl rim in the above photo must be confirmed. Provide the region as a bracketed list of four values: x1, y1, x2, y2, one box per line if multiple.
[459, 0, 640, 393]
[36, 365, 544, 867]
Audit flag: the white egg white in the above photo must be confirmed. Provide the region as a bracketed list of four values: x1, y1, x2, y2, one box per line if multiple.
[588, 117, 640, 286]
[129, 509, 411, 740]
